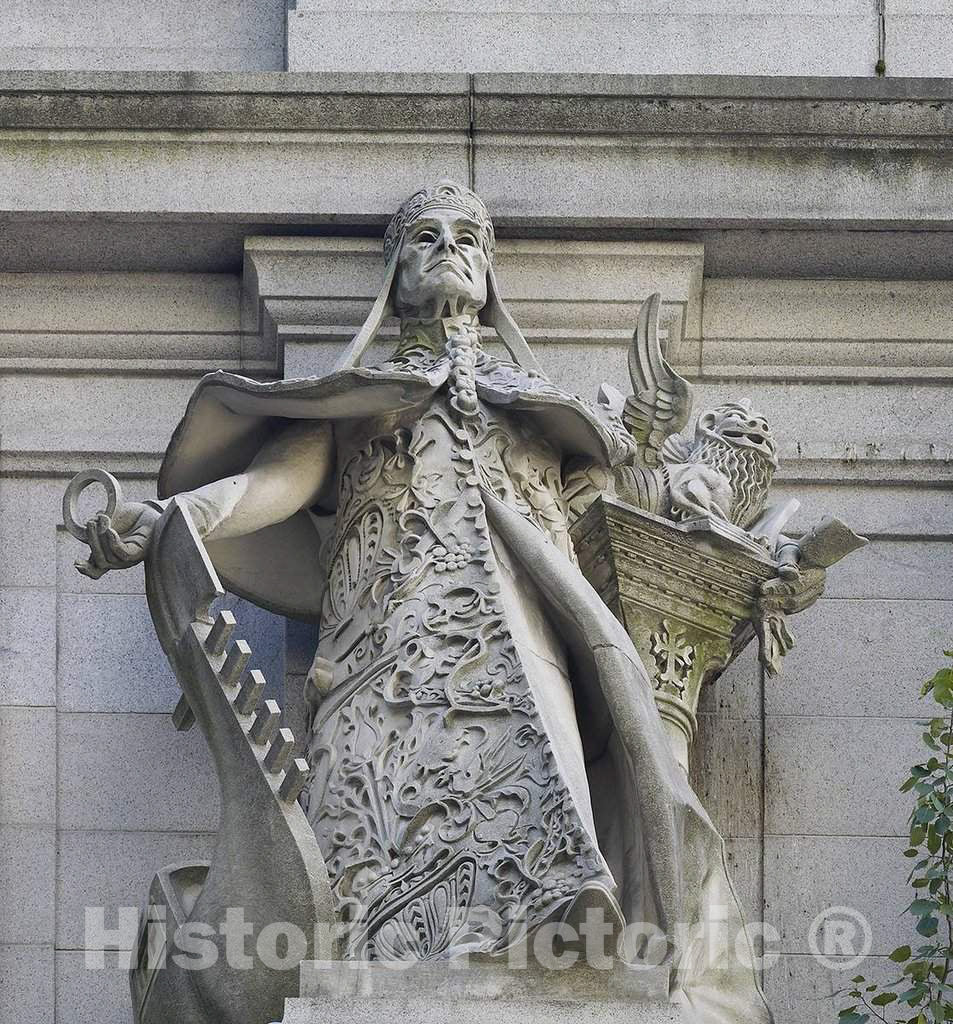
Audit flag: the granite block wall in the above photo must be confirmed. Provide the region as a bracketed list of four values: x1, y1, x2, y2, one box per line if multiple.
[4, 1, 953, 78]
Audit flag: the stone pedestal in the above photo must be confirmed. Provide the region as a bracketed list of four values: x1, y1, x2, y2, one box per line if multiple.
[280, 961, 681, 1023]
[571, 496, 777, 770]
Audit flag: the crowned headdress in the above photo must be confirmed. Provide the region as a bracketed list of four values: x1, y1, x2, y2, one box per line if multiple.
[383, 180, 495, 264]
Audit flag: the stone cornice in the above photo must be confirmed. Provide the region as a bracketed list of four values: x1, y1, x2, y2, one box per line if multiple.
[474, 74, 953, 144]
[2, 72, 953, 275]
[0, 72, 470, 132]
[0, 71, 952, 142]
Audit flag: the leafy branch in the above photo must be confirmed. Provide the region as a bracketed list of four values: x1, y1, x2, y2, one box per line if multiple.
[837, 649, 953, 1024]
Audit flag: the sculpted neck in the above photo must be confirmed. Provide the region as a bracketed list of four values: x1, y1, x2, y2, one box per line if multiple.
[397, 311, 482, 353]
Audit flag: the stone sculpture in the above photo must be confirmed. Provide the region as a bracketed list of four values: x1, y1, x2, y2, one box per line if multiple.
[63, 181, 864, 1024]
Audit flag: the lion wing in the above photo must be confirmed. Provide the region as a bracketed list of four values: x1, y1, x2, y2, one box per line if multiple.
[622, 293, 694, 467]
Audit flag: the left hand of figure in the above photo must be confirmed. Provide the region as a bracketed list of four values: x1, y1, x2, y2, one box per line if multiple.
[667, 462, 733, 521]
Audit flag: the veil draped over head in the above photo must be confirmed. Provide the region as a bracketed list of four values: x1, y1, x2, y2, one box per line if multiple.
[333, 180, 543, 375]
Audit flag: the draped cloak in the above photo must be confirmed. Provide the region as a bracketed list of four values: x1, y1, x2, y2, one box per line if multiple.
[158, 345, 774, 1024]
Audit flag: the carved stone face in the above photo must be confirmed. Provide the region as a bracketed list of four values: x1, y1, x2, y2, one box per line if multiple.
[696, 402, 778, 465]
[394, 207, 489, 320]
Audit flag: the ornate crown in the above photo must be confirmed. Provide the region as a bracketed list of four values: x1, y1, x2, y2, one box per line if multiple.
[383, 180, 495, 263]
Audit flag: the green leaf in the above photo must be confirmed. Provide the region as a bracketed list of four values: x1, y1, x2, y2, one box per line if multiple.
[890, 946, 913, 963]
[909, 963, 931, 982]
[871, 992, 898, 1006]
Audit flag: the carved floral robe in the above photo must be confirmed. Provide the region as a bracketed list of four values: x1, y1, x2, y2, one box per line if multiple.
[302, 328, 625, 958]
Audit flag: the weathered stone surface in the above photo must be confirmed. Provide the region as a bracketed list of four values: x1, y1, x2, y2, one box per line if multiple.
[693, 715, 763, 838]
[286, 961, 679, 1023]
[54, 951, 135, 1024]
[0, 372, 196, 455]
[767, 482, 952, 538]
[56, 592, 285, 712]
[283, 994, 679, 1024]
[701, 277, 953, 378]
[0, 271, 237, 334]
[765, 716, 923, 837]
[697, 640, 763, 720]
[57, 594, 180, 713]
[1, 73, 953, 281]
[1, 0, 285, 72]
[58, 713, 218, 831]
[0, 588, 56, 705]
[0, 944, 54, 1024]
[764, 836, 914, 956]
[287, 4, 877, 76]
[475, 138, 953, 230]
[725, 837, 763, 936]
[822, 539, 953, 599]
[0, 70, 471, 131]
[768, 598, 953, 717]
[0, 129, 469, 220]
[889, 11, 953, 78]
[0, 271, 241, 370]
[0, 478, 62, 587]
[56, 829, 214, 948]
[763, 953, 888, 1024]
[2, 76, 953, 249]
[0, 825, 55, 943]
[0, 706, 55, 826]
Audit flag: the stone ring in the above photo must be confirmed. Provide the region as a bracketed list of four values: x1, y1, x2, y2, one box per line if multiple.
[62, 468, 125, 543]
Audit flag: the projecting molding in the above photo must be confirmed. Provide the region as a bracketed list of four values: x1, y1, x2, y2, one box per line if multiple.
[2, 72, 953, 263]
[241, 235, 706, 379]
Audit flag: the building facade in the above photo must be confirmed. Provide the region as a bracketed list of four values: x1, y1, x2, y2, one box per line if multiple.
[1, 5, 951, 1023]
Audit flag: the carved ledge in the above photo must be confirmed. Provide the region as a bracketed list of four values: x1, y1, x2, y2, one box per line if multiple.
[280, 961, 678, 1024]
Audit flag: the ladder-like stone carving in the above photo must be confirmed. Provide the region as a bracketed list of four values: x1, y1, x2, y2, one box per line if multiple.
[134, 496, 336, 1024]
[170, 607, 310, 805]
